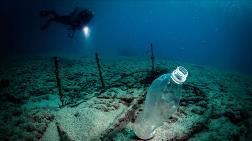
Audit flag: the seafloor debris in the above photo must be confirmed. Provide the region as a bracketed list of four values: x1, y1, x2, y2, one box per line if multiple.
[56, 122, 74, 141]
[100, 91, 146, 140]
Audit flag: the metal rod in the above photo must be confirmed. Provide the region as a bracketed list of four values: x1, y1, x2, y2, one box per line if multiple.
[95, 52, 105, 88]
[54, 56, 64, 106]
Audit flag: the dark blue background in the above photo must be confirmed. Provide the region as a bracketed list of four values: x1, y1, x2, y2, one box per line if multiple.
[1, 0, 252, 73]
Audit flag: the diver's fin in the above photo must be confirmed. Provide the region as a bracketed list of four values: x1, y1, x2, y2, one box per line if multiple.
[41, 18, 54, 30]
[40, 10, 57, 18]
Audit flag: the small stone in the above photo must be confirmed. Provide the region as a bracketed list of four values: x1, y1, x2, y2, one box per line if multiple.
[223, 110, 245, 125]
[191, 108, 205, 115]
[168, 116, 178, 123]
[196, 101, 208, 108]
[0, 79, 10, 89]
[180, 101, 188, 106]
[74, 112, 80, 117]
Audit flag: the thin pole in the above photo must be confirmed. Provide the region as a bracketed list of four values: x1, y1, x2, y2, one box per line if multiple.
[95, 52, 105, 88]
[151, 43, 155, 72]
[54, 56, 64, 106]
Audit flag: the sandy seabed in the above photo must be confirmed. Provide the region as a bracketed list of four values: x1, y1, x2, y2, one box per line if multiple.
[0, 56, 252, 141]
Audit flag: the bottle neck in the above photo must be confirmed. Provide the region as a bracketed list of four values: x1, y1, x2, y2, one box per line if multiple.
[171, 73, 183, 85]
[170, 66, 188, 84]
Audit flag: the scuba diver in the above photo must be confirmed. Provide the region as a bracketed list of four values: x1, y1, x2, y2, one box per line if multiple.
[40, 7, 94, 38]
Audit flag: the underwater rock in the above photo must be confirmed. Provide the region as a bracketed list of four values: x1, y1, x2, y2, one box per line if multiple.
[30, 94, 50, 102]
[191, 107, 205, 115]
[74, 112, 80, 117]
[168, 116, 178, 123]
[219, 84, 228, 93]
[224, 109, 249, 125]
[4, 93, 23, 103]
[180, 97, 205, 105]
[23, 123, 36, 132]
[30, 110, 55, 123]
[23, 133, 36, 141]
[210, 106, 224, 119]
[12, 109, 23, 116]
[179, 101, 188, 106]
[29, 88, 49, 96]
[183, 84, 206, 97]
[196, 101, 208, 108]
[0, 79, 10, 89]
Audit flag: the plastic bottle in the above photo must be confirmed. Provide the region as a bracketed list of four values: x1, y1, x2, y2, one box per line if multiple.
[133, 66, 188, 139]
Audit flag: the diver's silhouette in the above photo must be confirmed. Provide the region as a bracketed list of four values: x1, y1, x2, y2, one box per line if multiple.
[40, 7, 94, 38]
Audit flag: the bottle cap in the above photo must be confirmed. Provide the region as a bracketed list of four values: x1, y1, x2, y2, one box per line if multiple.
[171, 66, 188, 84]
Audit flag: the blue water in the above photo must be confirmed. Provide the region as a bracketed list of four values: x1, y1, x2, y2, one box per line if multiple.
[1, 0, 252, 73]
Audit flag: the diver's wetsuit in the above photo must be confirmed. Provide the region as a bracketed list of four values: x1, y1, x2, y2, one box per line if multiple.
[40, 8, 94, 38]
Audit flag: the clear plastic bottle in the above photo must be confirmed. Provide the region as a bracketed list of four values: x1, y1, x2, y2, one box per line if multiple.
[133, 66, 188, 139]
